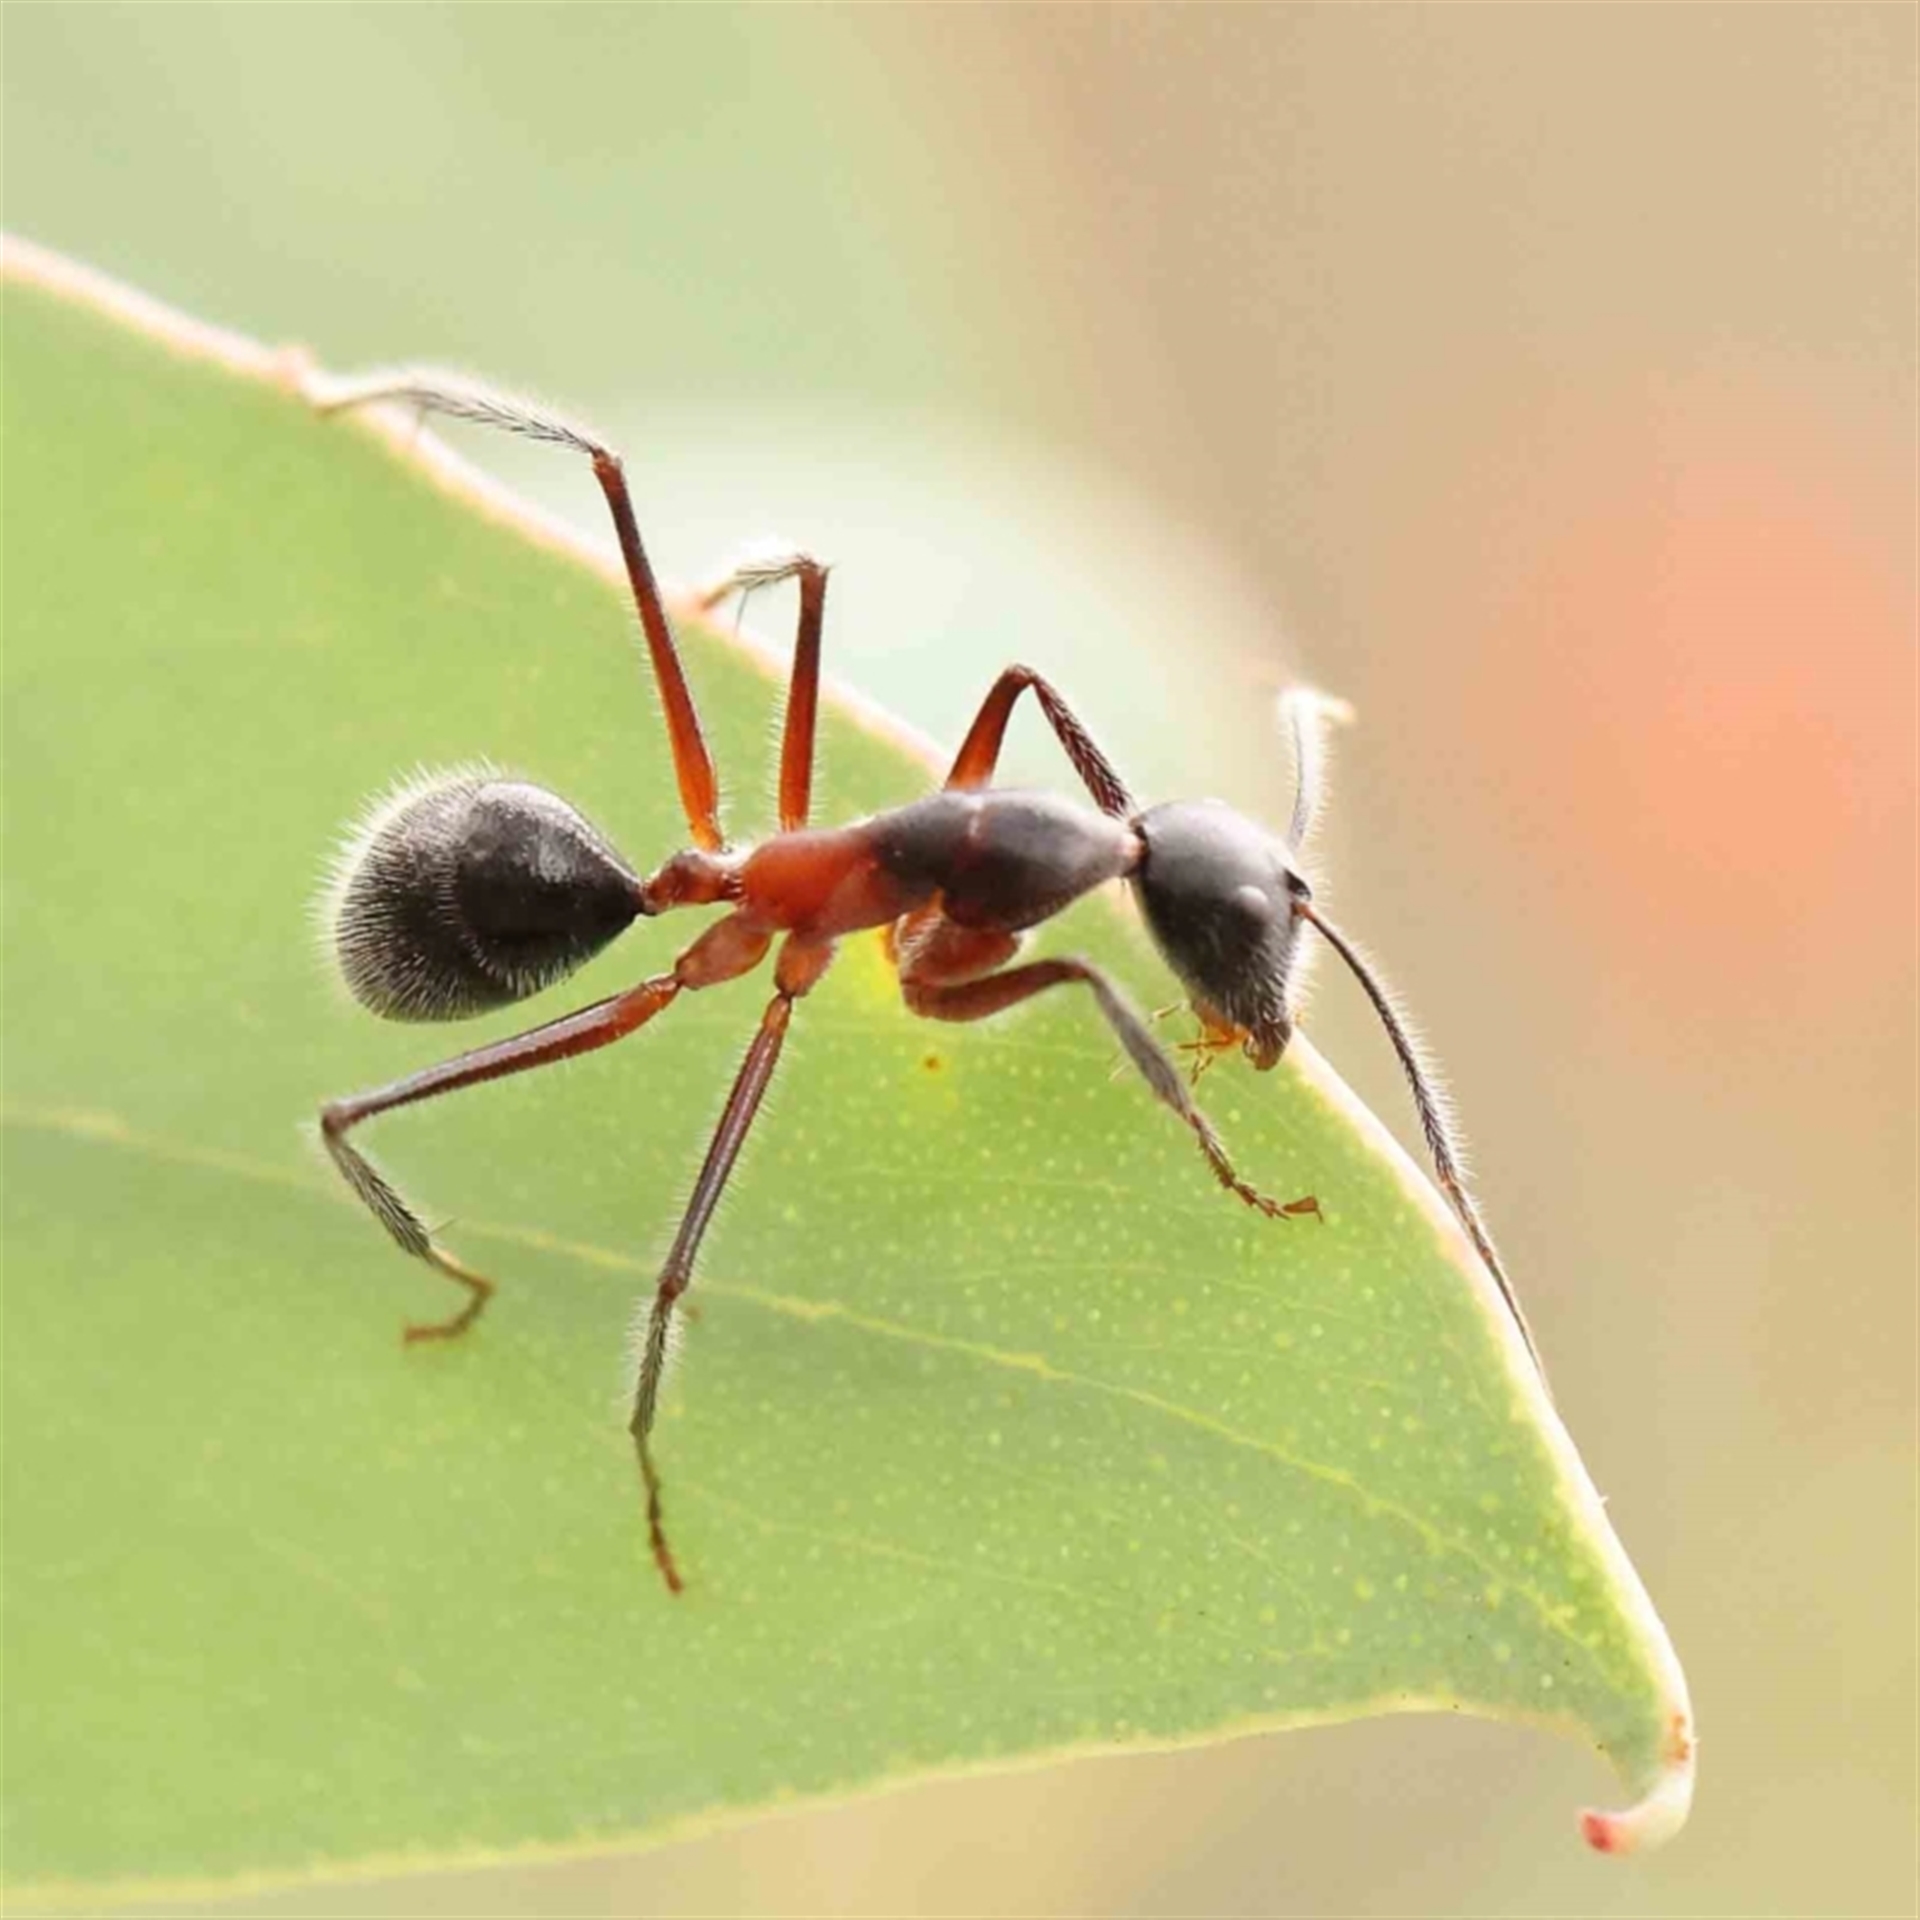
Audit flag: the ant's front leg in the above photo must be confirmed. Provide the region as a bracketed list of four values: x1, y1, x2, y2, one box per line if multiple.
[1134, 1003, 1236, 1087]
[1172, 1008, 1244, 1087]
[896, 919, 1320, 1222]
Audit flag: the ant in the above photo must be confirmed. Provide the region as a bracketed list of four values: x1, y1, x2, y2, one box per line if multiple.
[313, 369, 1544, 1595]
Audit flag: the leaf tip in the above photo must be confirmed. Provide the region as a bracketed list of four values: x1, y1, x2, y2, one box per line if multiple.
[1579, 1708, 1695, 1856]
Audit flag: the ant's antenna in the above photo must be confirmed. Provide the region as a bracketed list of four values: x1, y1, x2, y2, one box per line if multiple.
[1281, 689, 1354, 855]
[1296, 899, 1548, 1388]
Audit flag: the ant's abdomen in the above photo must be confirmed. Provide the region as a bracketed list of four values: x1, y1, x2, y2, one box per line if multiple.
[324, 771, 643, 1020]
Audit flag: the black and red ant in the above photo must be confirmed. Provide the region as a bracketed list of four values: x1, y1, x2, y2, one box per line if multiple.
[313, 369, 1544, 1594]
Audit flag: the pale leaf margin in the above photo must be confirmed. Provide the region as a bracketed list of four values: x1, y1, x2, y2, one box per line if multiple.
[0, 231, 1695, 1874]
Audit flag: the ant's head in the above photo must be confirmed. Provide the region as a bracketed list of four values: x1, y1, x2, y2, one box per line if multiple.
[1130, 798, 1309, 1070]
[323, 769, 645, 1021]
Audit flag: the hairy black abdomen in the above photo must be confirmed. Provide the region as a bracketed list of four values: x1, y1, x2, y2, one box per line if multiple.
[328, 773, 641, 1021]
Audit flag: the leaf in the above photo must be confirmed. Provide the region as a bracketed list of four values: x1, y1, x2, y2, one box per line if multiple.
[1, 238, 1692, 1906]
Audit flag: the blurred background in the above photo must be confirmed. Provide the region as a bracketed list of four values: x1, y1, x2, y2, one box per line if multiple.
[5, 7, 1913, 1915]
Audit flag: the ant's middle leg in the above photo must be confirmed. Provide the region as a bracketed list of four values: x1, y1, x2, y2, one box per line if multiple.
[946, 666, 1137, 819]
[321, 914, 773, 1342]
[898, 924, 1319, 1222]
[628, 934, 837, 1593]
[695, 552, 831, 832]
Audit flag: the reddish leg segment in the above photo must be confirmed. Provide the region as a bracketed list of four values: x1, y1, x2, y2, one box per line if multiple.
[947, 665, 1136, 818]
[630, 935, 837, 1593]
[697, 553, 831, 832]
[310, 369, 725, 851]
[900, 933, 1319, 1222]
[322, 977, 680, 1341]
[320, 915, 774, 1341]
[589, 449, 722, 849]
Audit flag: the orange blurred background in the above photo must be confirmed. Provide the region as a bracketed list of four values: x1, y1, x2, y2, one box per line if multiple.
[6, 7, 1913, 1915]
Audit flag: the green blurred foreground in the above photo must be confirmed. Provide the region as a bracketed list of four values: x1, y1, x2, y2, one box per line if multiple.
[2, 256, 1686, 1902]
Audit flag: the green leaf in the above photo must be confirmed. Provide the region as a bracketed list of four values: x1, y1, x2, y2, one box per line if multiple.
[2, 239, 1691, 1906]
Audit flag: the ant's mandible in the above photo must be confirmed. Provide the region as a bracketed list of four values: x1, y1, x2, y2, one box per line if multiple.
[313, 369, 1544, 1595]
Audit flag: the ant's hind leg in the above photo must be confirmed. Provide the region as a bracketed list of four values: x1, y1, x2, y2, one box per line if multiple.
[900, 938, 1320, 1222]
[321, 1123, 494, 1345]
[307, 367, 725, 852]
[320, 973, 684, 1341]
[321, 915, 772, 1342]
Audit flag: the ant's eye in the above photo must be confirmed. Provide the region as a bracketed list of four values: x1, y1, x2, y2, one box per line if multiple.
[1233, 883, 1277, 925]
[324, 770, 641, 1021]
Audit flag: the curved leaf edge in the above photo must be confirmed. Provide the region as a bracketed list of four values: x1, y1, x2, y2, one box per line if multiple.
[9, 1690, 1684, 1915]
[0, 231, 1694, 1898]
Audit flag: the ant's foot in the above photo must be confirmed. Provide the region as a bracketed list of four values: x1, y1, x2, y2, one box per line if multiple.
[1228, 1178, 1323, 1223]
[1187, 1115, 1319, 1223]
[640, 1465, 686, 1594]
[650, 1519, 686, 1596]
[402, 1249, 495, 1343]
